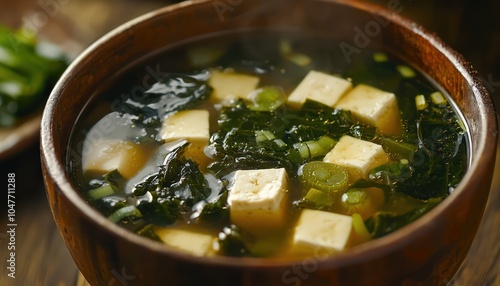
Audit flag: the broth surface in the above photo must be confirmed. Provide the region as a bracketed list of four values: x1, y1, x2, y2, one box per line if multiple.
[68, 31, 468, 258]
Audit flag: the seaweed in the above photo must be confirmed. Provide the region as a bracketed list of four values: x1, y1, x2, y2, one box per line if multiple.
[132, 142, 212, 226]
[215, 225, 252, 257]
[208, 99, 375, 178]
[112, 73, 212, 128]
[365, 198, 442, 238]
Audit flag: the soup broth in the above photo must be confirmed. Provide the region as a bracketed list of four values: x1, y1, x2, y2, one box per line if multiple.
[68, 31, 468, 258]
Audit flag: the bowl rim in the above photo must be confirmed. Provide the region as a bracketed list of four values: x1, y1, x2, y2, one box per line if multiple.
[41, 0, 498, 269]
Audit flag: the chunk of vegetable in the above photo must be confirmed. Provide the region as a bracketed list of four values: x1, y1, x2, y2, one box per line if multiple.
[303, 187, 333, 208]
[88, 184, 115, 200]
[377, 137, 417, 161]
[396, 65, 416, 78]
[0, 25, 68, 127]
[107, 205, 142, 223]
[246, 86, 286, 111]
[430, 91, 446, 105]
[372, 52, 388, 63]
[299, 161, 349, 194]
[293, 135, 337, 159]
[215, 225, 251, 257]
[337, 187, 384, 219]
[365, 198, 442, 238]
[132, 142, 212, 225]
[350, 213, 371, 246]
[415, 94, 427, 111]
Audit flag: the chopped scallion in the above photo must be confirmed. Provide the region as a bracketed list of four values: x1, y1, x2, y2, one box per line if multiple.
[373, 52, 388, 63]
[246, 86, 286, 111]
[294, 135, 336, 159]
[287, 53, 311, 67]
[304, 188, 332, 207]
[343, 188, 367, 205]
[107, 205, 142, 223]
[317, 135, 336, 150]
[299, 161, 349, 193]
[397, 65, 416, 78]
[415, 94, 427, 111]
[457, 118, 467, 132]
[339, 187, 384, 219]
[255, 130, 276, 143]
[295, 142, 311, 159]
[273, 138, 287, 148]
[88, 184, 115, 200]
[351, 213, 371, 243]
[294, 141, 322, 159]
[379, 137, 417, 161]
[279, 40, 292, 55]
[430, 91, 446, 105]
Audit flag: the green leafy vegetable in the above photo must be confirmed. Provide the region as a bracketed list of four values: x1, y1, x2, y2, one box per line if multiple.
[107, 205, 142, 223]
[417, 97, 465, 163]
[216, 225, 251, 257]
[144, 73, 212, 118]
[0, 25, 68, 126]
[132, 142, 212, 225]
[299, 161, 349, 193]
[88, 184, 115, 200]
[377, 137, 417, 161]
[113, 73, 212, 129]
[246, 86, 286, 111]
[337, 187, 385, 219]
[197, 190, 230, 224]
[369, 160, 414, 187]
[302, 188, 334, 208]
[294, 135, 336, 159]
[208, 99, 374, 178]
[365, 198, 442, 238]
[137, 224, 162, 242]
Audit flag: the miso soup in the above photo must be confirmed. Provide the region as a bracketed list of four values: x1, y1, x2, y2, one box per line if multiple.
[68, 31, 468, 258]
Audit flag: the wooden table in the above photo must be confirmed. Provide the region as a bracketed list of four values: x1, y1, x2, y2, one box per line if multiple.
[0, 0, 499, 285]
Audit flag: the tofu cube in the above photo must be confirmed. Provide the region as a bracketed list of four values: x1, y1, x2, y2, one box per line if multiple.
[287, 70, 352, 108]
[160, 110, 210, 164]
[323, 135, 389, 182]
[82, 139, 148, 179]
[228, 168, 289, 234]
[335, 84, 402, 135]
[208, 70, 260, 101]
[293, 209, 353, 253]
[156, 228, 215, 257]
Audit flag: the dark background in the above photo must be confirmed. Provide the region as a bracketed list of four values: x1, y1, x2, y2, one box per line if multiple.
[0, 0, 498, 285]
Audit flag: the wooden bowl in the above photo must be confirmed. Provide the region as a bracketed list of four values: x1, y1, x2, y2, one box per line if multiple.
[40, 0, 498, 285]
